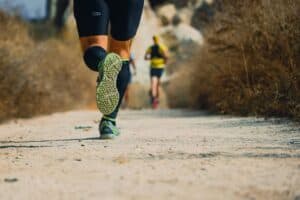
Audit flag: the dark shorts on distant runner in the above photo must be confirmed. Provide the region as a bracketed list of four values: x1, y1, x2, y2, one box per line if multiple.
[150, 68, 164, 78]
[73, 0, 144, 41]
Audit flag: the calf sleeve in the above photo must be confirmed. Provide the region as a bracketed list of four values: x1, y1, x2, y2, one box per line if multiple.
[83, 46, 106, 72]
[103, 61, 130, 120]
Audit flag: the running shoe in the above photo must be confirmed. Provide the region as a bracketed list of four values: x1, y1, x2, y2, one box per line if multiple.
[99, 119, 120, 140]
[96, 53, 122, 115]
[152, 98, 159, 109]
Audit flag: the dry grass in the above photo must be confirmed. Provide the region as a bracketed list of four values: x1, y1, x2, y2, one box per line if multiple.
[0, 12, 96, 122]
[175, 0, 300, 119]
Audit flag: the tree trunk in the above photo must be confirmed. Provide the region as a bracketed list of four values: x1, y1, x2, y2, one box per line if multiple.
[54, 0, 71, 29]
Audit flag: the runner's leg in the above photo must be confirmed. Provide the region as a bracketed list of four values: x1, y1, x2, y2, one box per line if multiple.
[74, 0, 109, 71]
[74, 0, 123, 116]
[151, 77, 159, 99]
[103, 0, 144, 120]
[157, 78, 161, 98]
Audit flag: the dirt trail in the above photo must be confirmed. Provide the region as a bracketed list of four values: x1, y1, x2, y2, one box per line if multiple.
[0, 110, 299, 200]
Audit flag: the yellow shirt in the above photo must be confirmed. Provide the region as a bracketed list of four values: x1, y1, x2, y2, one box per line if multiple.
[146, 43, 168, 69]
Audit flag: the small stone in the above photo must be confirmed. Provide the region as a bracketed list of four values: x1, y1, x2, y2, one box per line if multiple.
[113, 156, 129, 164]
[93, 120, 100, 124]
[75, 126, 92, 131]
[58, 158, 65, 162]
[4, 178, 18, 183]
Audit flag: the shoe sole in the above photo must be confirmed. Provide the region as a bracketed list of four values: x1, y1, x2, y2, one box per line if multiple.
[96, 53, 122, 115]
[100, 134, 117, 140]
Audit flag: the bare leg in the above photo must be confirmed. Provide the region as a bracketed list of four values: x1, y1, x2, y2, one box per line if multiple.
[157, 78, 161, 98]
[79, 35, 108, 52]
[109, 37, 132, 59]
[151, 77, 159, 98]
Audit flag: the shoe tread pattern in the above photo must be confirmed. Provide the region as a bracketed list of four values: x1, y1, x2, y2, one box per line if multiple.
[96, 53, 122, 115]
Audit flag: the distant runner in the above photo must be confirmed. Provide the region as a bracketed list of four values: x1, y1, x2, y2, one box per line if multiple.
[123, 54, 137, 108]
[74, 0, 144, 139]
[144, 35, 169, 109]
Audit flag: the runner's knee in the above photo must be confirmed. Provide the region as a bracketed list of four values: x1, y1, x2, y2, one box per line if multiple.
[83, 46, 106, 72]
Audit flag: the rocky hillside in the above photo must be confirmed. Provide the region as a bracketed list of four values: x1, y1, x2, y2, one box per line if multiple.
[147, 0, 220, 70]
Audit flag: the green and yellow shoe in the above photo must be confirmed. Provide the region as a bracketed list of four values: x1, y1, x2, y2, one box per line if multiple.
[96, 53, 122, 115]
[99, 119, 120, 140]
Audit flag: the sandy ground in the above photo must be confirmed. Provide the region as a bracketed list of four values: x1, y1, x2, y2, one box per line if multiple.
[0, 109, 299, 200]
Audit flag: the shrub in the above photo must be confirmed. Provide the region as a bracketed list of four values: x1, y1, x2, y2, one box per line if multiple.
[0, 12, 96, 122]
[185, 0, 300, 118]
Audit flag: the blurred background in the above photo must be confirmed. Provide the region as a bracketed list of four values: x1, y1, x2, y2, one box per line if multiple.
[0, 0, 299, 122]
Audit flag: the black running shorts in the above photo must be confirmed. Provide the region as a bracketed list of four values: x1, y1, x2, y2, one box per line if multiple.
[150, 68, 164, 78]
[73, 0, 144, 41]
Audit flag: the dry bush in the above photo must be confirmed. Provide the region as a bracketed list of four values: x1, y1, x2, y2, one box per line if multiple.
[184, 0, 300, 118]
[0, 12, 96, 122]
[164, 64, 193, 108]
